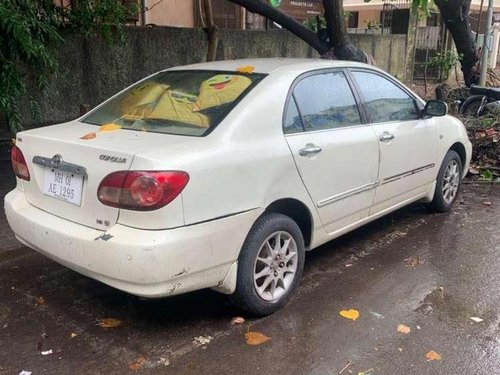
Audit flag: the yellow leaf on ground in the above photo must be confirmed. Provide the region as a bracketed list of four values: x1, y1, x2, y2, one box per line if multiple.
[80, 132, 96, 140]
[245, 331, 270, 346]
[35, 296, 45, 305]
[99, 123, 122, 132]
[397, 324, 411, 334]
[128, 356, 146, 371]
[426, 350, 442, 361]
[339, 309, 360, 321]
[97, 318, 123, 329]
[70, 332, 77, 339]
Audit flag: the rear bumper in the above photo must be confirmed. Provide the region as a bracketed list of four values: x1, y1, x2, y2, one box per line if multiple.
[4, 189, 261, 297]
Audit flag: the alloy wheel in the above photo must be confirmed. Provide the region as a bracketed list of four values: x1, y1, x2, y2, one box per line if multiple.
[253, 231, 298, 302]
[442, 160, 460, 205]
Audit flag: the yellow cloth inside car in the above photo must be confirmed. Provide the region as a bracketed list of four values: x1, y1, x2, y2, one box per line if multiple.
[120, 83, 209, 128]
[194, 74, 252, 111]
[116, 74, 251, 128]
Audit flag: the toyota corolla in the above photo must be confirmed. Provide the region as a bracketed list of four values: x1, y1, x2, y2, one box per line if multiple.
[5, 59, 472, 315]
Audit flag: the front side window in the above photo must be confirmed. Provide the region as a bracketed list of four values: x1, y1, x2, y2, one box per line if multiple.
[292, 71, 361, 131]
[82, 70, 265, 136]
[351, 71, 420, 123]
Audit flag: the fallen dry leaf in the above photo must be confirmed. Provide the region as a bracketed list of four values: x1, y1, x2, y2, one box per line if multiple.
[99, 123, 122, 132]
[128, 356, 146, 371]
[426, 350, 442, 361]
[482, 201, 492, 207]
[245, 331, 270, 346]
[97, 318, 123, 329]
[236, 65, 255, 73]
[35, 297, 45, 305]
[339, 309, 360, 321]
[193, 335, 213, 346]
[397, 324, 411, 334]
[80, 132, 96, 140]
[470, 316, 484, 323]
[70, 332, 77, 339]
[231, 316, 245, 325]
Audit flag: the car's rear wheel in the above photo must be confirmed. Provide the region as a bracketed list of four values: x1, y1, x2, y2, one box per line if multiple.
[429, 150, 462, 212]
[230, 213, 305, 316]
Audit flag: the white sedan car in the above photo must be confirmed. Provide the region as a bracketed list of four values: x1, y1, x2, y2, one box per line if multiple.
[5, 59, 472, 315]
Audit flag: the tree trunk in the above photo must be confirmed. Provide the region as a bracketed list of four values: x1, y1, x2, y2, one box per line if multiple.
[435, 0, 479, 86]
[204, 0, 219, 61]
[322, 0, 366, 61]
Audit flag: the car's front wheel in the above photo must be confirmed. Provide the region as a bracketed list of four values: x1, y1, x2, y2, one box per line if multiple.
[230, 213, 305, 316]
[429, 150, 463, 212]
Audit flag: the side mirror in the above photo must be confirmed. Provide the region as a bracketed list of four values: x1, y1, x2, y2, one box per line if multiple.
[423, 100, 448, 117]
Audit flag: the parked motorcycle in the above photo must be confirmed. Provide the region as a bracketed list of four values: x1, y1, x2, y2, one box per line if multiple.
[460, 85, 500, 117]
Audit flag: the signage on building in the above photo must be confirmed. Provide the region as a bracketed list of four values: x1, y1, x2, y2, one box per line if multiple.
[269, 0, 324, 22]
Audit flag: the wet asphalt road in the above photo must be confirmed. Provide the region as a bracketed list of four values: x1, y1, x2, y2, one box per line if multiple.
[0, 162, 499, 375]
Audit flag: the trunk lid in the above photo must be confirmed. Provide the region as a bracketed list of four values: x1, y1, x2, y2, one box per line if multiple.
[18, 121, 179, 230]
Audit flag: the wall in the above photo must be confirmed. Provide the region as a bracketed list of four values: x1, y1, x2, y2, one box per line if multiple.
[357, 9, 381, 28]
[144, 0, 195, 27]
[19, 27, 407, 128]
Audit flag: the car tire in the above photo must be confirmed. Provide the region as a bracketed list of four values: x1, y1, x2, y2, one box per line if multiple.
[429, 150, 463, 212]
[230, 213, 305, 316]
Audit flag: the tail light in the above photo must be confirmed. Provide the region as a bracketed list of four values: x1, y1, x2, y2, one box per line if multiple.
[97, 171, 189, 211]
[11, 145, 30, 181]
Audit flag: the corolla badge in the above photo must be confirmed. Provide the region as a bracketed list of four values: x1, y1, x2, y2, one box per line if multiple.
[99, 154, 127, 164]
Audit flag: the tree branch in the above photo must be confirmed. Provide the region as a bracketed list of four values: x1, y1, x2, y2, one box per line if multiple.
[225, 0, 329, 54]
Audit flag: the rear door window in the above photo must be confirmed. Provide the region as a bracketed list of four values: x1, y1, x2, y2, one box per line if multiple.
[291, 71, 361, 131]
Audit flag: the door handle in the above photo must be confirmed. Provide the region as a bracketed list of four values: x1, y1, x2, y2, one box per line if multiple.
[379, 132, 395, 142]
[299, 143, 322, 156]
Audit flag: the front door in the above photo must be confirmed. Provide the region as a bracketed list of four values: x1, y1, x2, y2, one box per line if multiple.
[349, 70, 438, 213]
[284, 70, 380, 234]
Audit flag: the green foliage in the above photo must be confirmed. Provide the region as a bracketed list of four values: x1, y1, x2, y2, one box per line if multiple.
[479, 169, 494, 182]
[426, 50, 462, 79]
[364, 0, 434, 16]
[364, 20, 379, 30]
[303, 16, 326, 33]
[0, 0, 138, 134]
[303, 11, 351, 32]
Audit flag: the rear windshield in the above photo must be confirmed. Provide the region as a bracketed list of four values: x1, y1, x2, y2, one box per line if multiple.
[81, 70, 266, 136]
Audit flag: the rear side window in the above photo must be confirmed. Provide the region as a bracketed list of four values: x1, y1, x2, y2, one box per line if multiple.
[283, 97, 304, 134]
[351, 71, 420, 123]
[82, 70, 266, 137]
[292, 71, 361, 131]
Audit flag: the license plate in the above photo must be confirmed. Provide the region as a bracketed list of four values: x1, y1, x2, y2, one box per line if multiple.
[43, 168, 84, 206]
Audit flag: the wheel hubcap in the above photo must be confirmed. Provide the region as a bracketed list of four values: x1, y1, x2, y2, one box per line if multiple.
[253, 231, 298, 302]
[442, 160, 460, 205]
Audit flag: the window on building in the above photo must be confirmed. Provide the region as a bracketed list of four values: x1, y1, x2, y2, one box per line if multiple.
[347, 11, 359, 28]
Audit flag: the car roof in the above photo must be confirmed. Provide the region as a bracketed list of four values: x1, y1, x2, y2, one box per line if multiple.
[166, 58, 377, 75]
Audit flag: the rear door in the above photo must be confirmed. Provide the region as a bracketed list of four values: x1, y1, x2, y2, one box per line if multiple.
[349, 69, 438, 213]
[284, 69, 380, 234]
